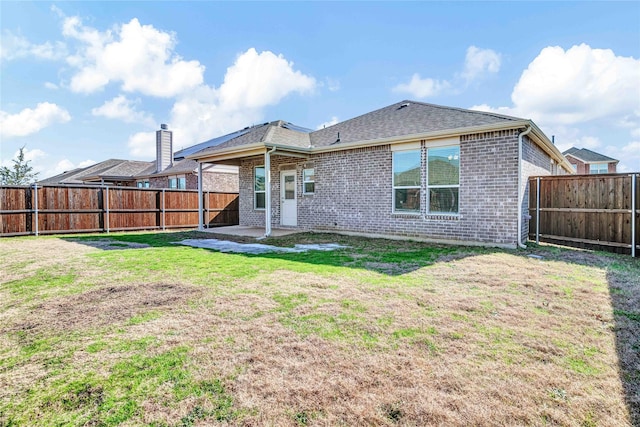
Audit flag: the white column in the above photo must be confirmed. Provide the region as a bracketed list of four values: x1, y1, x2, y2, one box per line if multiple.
[265, 149, 272, 237]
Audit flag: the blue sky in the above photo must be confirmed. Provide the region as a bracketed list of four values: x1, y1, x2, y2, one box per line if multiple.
[1, 1, 639, 177]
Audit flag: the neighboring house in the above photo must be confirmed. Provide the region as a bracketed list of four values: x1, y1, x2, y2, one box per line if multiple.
[562, 147, 619, 174]
[39, 125, 239, 192]
[187, 100, 573, 248]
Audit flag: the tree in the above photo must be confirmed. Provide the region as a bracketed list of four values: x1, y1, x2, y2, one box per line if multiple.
[0, 146, 39, 185]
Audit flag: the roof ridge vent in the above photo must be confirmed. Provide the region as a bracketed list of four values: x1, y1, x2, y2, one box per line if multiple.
[397, 103, 411, 110]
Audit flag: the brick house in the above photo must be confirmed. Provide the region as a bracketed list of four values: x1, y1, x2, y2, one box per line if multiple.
[562, 147, 619, 174]
[39, 125, 239, 192]
[188, 101, 573, 248]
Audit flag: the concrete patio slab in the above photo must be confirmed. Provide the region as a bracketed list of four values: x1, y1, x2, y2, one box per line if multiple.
[204, 225, 302, 238]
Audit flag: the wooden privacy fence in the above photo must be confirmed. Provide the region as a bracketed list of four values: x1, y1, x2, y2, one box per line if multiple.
[0, 184, 239, 237]
[528, 173, 639, 256]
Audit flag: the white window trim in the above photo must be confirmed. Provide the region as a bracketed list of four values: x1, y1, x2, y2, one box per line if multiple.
[426, 145, 460, 215]
[254, 165, 266, 210]
[589, 163, 608, 174]
[302, 168, 315, 194]
[392, 149, 421, 215]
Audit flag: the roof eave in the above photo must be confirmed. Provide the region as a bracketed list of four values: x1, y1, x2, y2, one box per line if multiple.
[527, 122, 575, 173]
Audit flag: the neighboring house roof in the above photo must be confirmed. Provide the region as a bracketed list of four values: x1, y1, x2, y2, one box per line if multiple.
[38, 159, 153, 185]
[187, 100, 573, 173]
[562, 147, 619, 164]
[82, 160, 155, 182]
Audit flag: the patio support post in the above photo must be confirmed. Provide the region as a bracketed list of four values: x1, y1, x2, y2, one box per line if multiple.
[264, 146, 277, 237]
[198, 162, 204, 231]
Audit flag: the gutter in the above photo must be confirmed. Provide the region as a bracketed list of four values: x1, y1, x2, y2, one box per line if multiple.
[517, 126, 532, 249]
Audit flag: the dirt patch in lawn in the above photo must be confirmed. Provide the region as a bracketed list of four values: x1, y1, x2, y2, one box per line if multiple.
[8, 283, 199, 334]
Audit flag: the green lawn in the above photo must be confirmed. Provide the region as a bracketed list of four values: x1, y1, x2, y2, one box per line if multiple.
[0, 231, 638, 426]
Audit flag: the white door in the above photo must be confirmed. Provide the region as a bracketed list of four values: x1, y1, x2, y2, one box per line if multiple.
[280, 170, 297, 226]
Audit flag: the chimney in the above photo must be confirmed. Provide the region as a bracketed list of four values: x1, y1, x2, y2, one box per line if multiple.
[156, 124, 173, 172]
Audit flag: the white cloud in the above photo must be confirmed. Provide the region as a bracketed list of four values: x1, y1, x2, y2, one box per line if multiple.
[471, 44, 640, 172]
[316, 116, 339, 130]
[0, 102, 71, 138]
[91, 95, 155, 127]
[461, 46, 501, 82]
[44, 82, 59, 90]
[393, 73, 451, 98]
[218, 48, 316, 110]
[127, 131, 156, 159]
[166, 48, 317, 148]
[393, 46, 500, 98]
[510, 44, 640, 125]
[62, 16, 204, 97]
[0, 30, 66, 61]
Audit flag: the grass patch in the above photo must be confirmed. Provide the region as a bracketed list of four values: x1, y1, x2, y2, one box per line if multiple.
[0, 231, 638, 426]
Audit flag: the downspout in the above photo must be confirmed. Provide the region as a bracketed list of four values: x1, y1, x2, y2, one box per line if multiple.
[264, 146, 277, 238]
[517, 126, 532, 249]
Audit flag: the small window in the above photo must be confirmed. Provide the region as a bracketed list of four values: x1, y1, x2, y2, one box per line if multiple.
[427, 146, 459, 214]
[303, 168, 315, 194]
[393, 150, 421, 213]
[589, 163, 608, 174]
[169, 175, 186, 189]
[254, 166, 265, 209]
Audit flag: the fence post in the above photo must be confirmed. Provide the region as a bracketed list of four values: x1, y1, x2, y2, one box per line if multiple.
[536, 177, 540, 245]
[162, 189, 166, 231]
[33, 183, 39, 236]
[632, 174, 636, 258]
[105, 186, 110, 233]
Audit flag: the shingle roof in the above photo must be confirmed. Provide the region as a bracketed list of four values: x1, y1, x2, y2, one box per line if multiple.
[147, 159, 198, 176]
[38, 159, 154, 184]
[310, 101, 522, 147]
[563, 147, 618, 163]
[192, 121, 311, 156]
[188, 100, 525, 159]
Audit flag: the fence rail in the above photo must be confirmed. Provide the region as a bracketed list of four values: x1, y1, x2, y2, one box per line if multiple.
[528, 173, 639, 256]
[0, 184, 239, 237]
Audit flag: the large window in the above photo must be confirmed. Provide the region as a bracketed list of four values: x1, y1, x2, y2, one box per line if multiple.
[393, 150, 421, 213]
[590, 163, 608, 174]
[427, 146, 459, 214]
[303, 168, 315, 194]
[254, 166, 266, 209]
